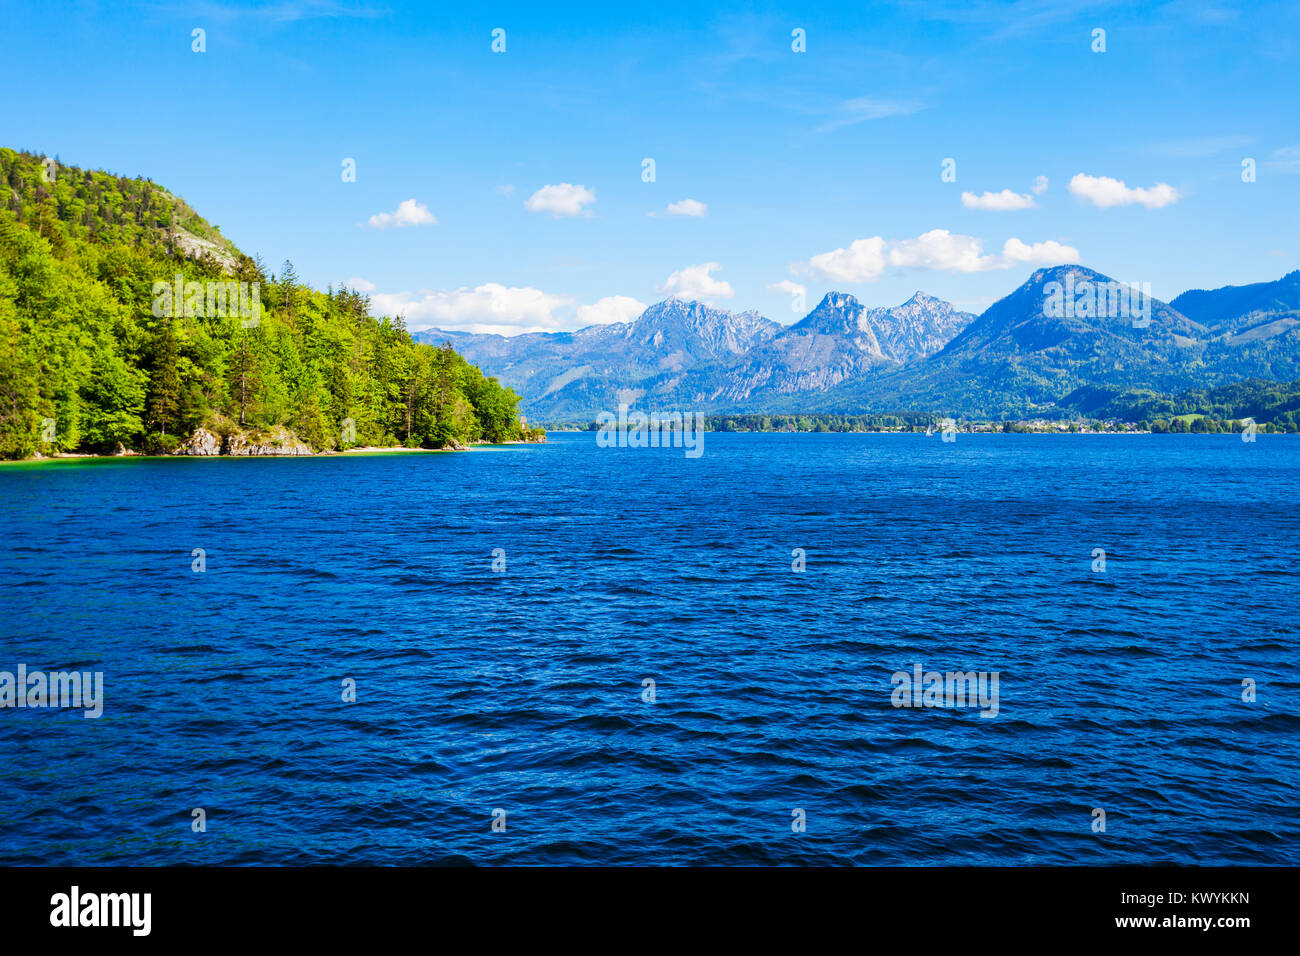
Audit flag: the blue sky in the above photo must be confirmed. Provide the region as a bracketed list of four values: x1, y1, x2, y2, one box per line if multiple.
[5, 0, 1299, 332]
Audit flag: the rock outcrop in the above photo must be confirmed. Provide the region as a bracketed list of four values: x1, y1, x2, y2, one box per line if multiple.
[225, 426, 313, 456]
[172, 428, 222, 456]
[172, 424, 313, 456]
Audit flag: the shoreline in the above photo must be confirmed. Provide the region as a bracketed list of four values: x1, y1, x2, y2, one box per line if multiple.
[8, 431, 1288, 465]
[1, 439, 545, 464]
[339, 445, 455, 454]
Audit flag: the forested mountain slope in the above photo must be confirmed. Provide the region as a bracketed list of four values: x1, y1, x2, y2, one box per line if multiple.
[0, 147, 538, 459]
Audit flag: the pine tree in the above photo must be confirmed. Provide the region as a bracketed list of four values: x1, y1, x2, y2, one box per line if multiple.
[280, 259, 298, 324]
[230, 331, 264, 427]
[146, 317, 182, 441]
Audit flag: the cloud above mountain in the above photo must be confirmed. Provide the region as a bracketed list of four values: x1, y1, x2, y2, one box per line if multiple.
[371, 283, 573, 335]
[1068, 174, 1181, 209]
[367, 284, 648, 335]
[768, 279, 807, 297]
[795, 230, 1079, 282]
[1001, 237, 1078, 265]
[661, 262, 735, 302]
[576, 295, 648, 326]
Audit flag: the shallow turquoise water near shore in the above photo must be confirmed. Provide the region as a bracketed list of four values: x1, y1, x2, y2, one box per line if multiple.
[0, 433, 1297, 865]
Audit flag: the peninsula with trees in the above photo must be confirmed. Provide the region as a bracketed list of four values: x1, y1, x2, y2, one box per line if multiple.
[0, 148, 543, 461]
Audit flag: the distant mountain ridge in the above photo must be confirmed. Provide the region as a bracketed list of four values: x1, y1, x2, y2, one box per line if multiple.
[415, 291, 978, 418]
[414, 266, 1300, 421]
[1171, 270, 1300, 328]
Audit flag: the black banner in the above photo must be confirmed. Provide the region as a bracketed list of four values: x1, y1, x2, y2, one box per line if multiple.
[0, 866, 1282, 943]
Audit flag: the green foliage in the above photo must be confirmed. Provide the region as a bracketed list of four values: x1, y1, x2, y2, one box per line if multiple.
[0, 149, 533, 458]
[1065, 379, 1300, 433]
[1, 147, 234, 262]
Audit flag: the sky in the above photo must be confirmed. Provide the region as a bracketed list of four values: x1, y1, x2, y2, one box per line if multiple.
[4, 0, 1299, 333]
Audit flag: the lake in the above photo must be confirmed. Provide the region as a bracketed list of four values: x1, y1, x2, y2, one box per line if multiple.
[1, 433, 1296, 865]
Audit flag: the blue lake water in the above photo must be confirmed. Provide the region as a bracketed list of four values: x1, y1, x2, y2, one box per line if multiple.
[0, 433, 1297, 865]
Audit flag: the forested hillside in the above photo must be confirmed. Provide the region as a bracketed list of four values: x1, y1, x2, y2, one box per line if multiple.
[1059, 379, 1300, 431]
[0, 147, 540, 459]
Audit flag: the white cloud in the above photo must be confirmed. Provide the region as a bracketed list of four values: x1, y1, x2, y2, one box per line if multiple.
[344, 277, 376, 291]
[799, 237, 889, 282]
[796, 229, 1079, 282]
[366, 198, 437, 229]
[372, 283, 574, 335]
[367, 285, 648, 335]
[662, 198, 708, 217]
[495, 184, 515, 195]
[1067, 173, 1181, 209]
[1032, 175, 1049, 195]
[1000, 237, 1080, 266]
[660, 262, 734, 302]
[767, 279, 807, 298]
[961, 189, 1037, 211]
[524, 183, 596, 217]
[576, 295, 647, 326]
[888, 230, 998, 273]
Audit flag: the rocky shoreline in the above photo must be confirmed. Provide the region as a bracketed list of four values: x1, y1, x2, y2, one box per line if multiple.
[20, 427, 546, 460]
[173, 426, 314, 456]
[167, 428, 545, 456]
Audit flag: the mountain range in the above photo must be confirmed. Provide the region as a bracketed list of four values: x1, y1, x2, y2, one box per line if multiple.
[415, 267, 1300, 420]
